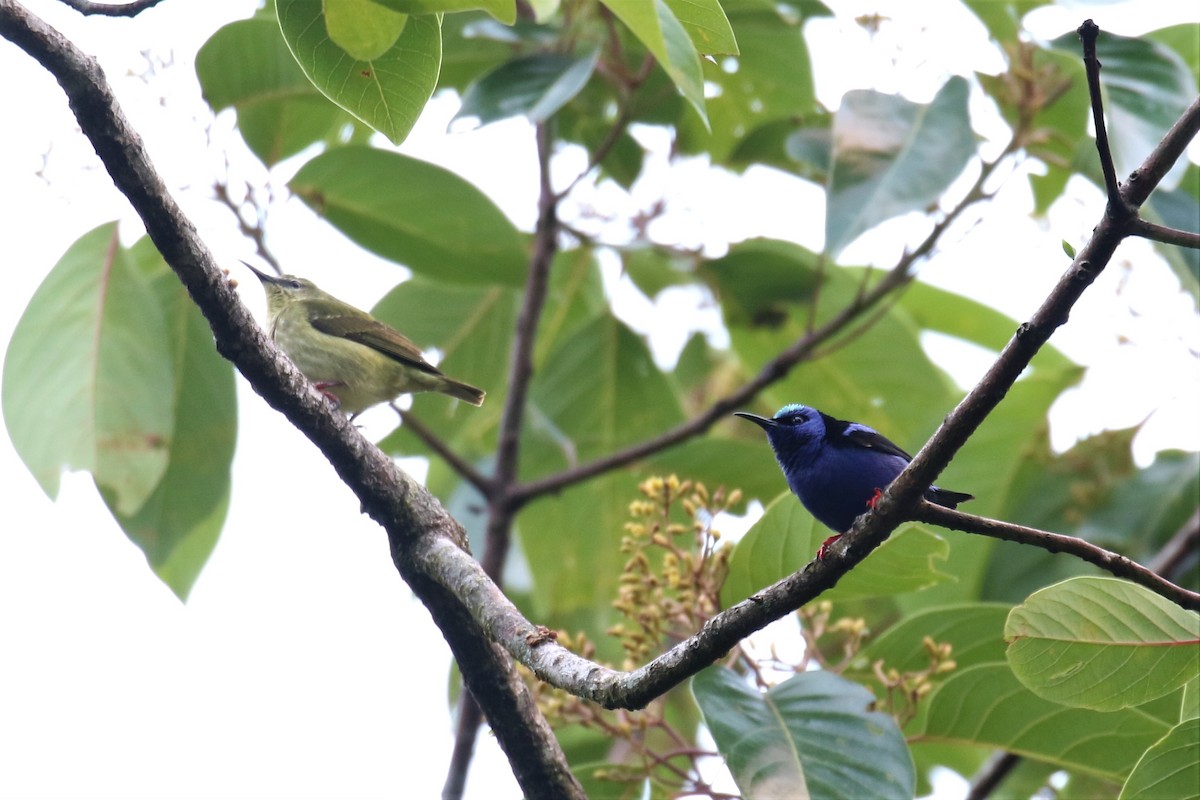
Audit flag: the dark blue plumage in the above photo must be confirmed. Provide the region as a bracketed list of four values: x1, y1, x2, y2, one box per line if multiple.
[736, 404, 973, 556]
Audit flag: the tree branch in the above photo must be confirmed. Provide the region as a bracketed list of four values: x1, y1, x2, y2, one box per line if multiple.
[57, 0, 166, 16]
[912, 502, 1200, 611]
[0, 4, 582, 797]
[1128, 217, 1200, 249]
[1078, 19, 1127, 218]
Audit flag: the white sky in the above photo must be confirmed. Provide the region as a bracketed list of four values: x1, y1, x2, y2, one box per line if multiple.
[0, 1, 1196, 798]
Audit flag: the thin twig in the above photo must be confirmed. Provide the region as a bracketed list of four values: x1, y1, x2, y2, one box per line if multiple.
[1078, 20, 1127, 217]
[391, 407, 491, 496]
[912, 502, 1200, 611]
[965, 752, 1022, 800]
[212, 174, 281, 273]
[57, 0, 166, 16]
[1129, 217, 1200, 249]
[1149, 509, 1200, 578]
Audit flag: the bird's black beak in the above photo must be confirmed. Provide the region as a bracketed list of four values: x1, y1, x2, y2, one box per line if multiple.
[241, 260, 283, 285]
[734, 411, 775, 430]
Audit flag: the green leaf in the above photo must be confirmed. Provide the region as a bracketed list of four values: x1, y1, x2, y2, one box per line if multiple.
[1049, 31, 1197, 189]
[962, 0, 1048, 43]
[518, 472, 638, 617]
[289, 146, 527, 285]
[693, 667, 915, 800]
[3, 223, 173, 516]
[456, 49, 600, 127]
[898, 280, 1075, 374]
[437, 13, 523, 92]
[100, 240, 236, 601]
[825, 76, 974, 258]
[1120, 717, 1200, 800]
[662, 0, 737, 55]
[855, 603, 1012, 677]
[701, 237, 821, 323]
[1147, 24, 1200, 84]
[720, 493, 953, 607]
[371, 0, 516, 24]
[1004, 577, 1200, 712]
[916, 663, 1171, 781]
[277, 1, 441, 144]
[527, 313, 684, 464]
[600, 0, 707, 124]
[678, 0, 816, 163]
[323, 0, 408, 61]
[196, 17, 350, 165]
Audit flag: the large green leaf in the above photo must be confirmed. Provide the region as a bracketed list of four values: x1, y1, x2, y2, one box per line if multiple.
[898, 281, 1074, 374]
[600, 0, 707, 124]
[678, 0, 816, 163]
[3, 223, 173, 517]
[720, 493, 953, 608]
[916, 663, 1171, 781]
[517, 471, 639, 617]
[962, 0, 1049, 43]
[100, 240, 236, 601]
[277, 1, 441, 144]
[853, 603, 1012, 680]
[1120, 717, 1200, 800]
[825, 76, 974, 258]
[527, 313, 684, 465]
[694, 667, 915, 800]
[323, 0, 409, 61]
[1050, 31, 1197, 189]
[455, 49, 600, 127]
[662, 0, 736, 55]
[437, 13, 522, 92]
[1005, 577, 1200, 712]
[372, 0, 516, 24]
[196, 17, 350, 165]
[289, 146, 527, 286]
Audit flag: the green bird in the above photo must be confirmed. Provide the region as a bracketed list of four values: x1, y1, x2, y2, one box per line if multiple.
[245, 263, 485, 415]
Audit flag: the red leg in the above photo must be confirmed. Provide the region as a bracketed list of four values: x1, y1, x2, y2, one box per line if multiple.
[867, 487, 884, 509]
[313, 380, 344, 409]
[816, 534, 841, 560]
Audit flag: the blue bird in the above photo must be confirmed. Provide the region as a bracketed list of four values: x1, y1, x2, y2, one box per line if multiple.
[736, 404, 973, 558]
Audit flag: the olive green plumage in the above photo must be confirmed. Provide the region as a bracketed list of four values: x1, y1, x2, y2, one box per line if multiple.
[246, 264, 485, 415]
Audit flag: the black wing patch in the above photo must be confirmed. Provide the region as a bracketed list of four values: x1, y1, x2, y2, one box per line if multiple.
[820, 411, 913, 461]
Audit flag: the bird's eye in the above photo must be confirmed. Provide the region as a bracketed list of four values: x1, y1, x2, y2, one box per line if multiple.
[288, 280, 302, 289]
[782, 410, 808, 425]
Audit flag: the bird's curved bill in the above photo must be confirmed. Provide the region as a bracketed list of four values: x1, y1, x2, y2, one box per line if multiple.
[241, 260, 281, 284]
[734, 411, 775, 429]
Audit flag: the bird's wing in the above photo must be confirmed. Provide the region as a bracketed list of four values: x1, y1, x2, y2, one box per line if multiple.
[821, 412, 913, 460]
[309, 314, 444, 376]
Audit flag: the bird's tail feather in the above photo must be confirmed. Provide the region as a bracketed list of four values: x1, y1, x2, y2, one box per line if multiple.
[440, 378, 486, 407]
[928, 487, 973, 508]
